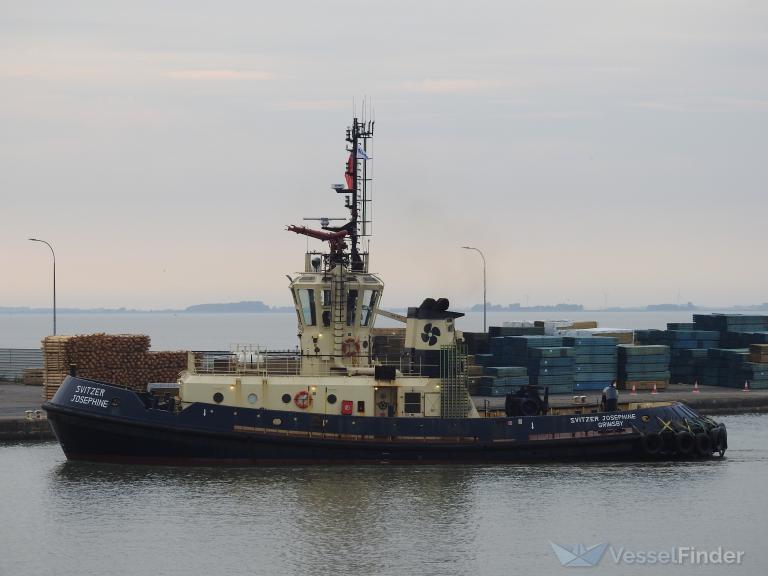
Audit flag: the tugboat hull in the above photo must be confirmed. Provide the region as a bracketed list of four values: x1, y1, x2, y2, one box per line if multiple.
[43, 376, 726, 465]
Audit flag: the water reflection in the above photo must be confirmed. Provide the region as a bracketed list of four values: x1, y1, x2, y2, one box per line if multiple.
[25, 414, 763, 576]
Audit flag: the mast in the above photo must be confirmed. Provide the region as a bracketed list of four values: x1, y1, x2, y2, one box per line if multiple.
[285, 113, 381, 371]
[290, 114, 374, 271]
[343, 117, 374, 271]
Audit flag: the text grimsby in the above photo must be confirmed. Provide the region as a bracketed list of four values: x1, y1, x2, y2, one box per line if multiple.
[570, 413, 637, 428]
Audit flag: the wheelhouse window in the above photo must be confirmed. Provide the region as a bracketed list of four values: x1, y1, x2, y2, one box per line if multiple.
[322, 289, 332, 307]
[298, 289, 316, 326]
[403, 393, 421, 414]
[346, 289, 358, 326]
[360, 289, 379, 326]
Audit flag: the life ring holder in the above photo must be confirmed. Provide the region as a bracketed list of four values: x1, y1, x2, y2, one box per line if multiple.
[341, 337, 361, 357]
[294, 390, 312, 409]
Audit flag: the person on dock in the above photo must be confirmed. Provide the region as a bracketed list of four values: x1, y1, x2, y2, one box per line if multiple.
[601, 383, 618, 411]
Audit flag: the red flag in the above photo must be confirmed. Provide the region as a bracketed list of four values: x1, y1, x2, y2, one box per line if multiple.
[345, 152, 355, 190]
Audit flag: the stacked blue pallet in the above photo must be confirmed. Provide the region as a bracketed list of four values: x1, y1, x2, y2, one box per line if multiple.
[526, 347, 575, 394]
[698, 348, 768, 388]
[693, 314, 768, 334]
[617, 345, 671, 389]
[488, 326, 545, 337]
[665, 330, 719, 383]
[488, 336, 574, 394]
[474, 354, 496, 367]
[562, 336, 617, 391]
[738, 363, 768, 389]
[694, 314, 768, 348]
[721, 331, 768, 348]
[634, 327, 719, 384]
[477, 366, 529, 396]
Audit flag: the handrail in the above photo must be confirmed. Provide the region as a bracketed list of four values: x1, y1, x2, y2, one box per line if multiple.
[189, 347, 440, 378]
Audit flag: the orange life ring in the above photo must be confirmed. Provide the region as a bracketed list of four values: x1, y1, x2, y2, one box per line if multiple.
[341, 337, 361, 357]
[294, 390, 312, 409]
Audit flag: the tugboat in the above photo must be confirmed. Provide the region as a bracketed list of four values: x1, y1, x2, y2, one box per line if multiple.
[43, 117, 727, 464]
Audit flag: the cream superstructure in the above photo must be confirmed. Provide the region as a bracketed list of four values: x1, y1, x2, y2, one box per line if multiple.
[176, 116, 477, 419]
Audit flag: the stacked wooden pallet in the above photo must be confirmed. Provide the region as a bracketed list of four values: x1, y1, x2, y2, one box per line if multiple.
[41, 334, 189, 400]
[22, 368, 44, 386]
[42, 336, 70, 400]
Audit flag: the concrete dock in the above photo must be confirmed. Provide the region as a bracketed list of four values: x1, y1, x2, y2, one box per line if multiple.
[0, 383, 54, 440]
[476, 383, 768, 414]
[1, 382, 767, 442]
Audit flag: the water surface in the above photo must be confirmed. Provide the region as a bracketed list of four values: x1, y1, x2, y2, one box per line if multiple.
[0, 414, 765, 575]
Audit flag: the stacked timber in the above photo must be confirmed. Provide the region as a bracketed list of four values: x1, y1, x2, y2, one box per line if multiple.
[463, 357, 485, 395]
[560, 328, 634, 344]
[490, 336, 573, 394]
[42, 336, 70, 400]
[22, 368, 44, 386]
[477, 366, 529, 396]
[749, 344, 768, 364]
[693, 314, 768, 348]
[41, 334, 190, 400]
[563, 336, 617, 391]
[700, 348, 768, 389]
[635, 329, 719, 384]
[489, 325, 545, 337]
[617, 345, 670, 390]
[462, 332, 490, 354]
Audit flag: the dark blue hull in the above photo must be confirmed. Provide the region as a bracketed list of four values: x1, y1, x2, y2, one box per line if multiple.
[43, 376, 726, 464]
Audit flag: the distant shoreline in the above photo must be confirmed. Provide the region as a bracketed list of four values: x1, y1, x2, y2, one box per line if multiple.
[2, 304, 767, 315]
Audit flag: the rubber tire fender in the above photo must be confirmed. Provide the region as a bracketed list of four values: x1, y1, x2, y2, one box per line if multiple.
[640, 432, 664, 456]
[520, 399, 539, 417]
[694, 432, 712, 457]
[713, 426, 728, 453]
[675, 431, 696, 457]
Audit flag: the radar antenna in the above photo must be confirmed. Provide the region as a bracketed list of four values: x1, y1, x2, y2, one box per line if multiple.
[287, 111, 375, 272]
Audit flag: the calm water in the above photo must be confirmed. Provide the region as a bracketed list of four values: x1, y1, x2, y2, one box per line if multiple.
[0, 310, 749, 350]
[0, 414, 765, 575]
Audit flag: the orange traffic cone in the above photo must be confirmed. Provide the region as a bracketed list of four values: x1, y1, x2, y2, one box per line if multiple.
[743, 380, 750, 393]
[651, 382, 658, 395]
[693, 381, 700, 394]
[630, 383, 637, 396]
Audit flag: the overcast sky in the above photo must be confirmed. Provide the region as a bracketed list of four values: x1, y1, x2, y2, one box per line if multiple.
[1, 0, 766, 309]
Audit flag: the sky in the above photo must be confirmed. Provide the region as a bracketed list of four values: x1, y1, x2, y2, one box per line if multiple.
[1, 0, 766, 310]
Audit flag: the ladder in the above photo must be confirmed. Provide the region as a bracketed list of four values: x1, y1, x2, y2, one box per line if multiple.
[331, 265, 346, 359]
[440, 343, 471, 418]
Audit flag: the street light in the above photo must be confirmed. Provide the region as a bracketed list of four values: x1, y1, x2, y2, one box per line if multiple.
[461, 246, 486, 333]
[29, 238, 56, 335]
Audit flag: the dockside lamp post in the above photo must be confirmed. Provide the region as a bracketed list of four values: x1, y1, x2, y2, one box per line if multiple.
[461, 246, 486, 333]
[29, 238, 56, 335]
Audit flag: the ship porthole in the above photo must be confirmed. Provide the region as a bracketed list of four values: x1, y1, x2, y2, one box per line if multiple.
[327, 394, 337, 404]
[281, 393, 291, 404]
[248, 393, 258, 404]
[213, 392, 224, 404]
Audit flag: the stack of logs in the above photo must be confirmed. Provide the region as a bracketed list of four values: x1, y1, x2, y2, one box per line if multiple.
[42, 334, 189, 400]
[749, 344, 768, 364]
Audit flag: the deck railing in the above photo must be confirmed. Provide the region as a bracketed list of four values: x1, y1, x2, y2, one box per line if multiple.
[189, 345, 437, 378]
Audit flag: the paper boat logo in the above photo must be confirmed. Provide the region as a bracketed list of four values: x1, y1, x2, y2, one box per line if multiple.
[549, 542, 609, 567]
